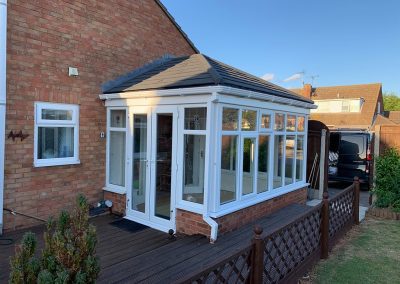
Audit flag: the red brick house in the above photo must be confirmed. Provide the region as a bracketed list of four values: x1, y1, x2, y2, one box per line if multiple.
[0, 0, 315, 241]
[292, 83, 386, 130]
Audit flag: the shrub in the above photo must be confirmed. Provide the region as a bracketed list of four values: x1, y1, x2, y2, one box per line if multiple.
[9, 195, 100, 284]
[373, 148, 400, 212]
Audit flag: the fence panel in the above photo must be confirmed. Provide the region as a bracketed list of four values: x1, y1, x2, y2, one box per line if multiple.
[184, 246, 253, 284]
[262, 205, 322, 284]
[328, 184, 355, 247]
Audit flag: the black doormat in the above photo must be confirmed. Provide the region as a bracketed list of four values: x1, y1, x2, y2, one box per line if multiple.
[110, 219, 149, 233]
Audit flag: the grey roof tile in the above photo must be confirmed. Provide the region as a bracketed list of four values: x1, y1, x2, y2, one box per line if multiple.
[103, 54, 313, 104]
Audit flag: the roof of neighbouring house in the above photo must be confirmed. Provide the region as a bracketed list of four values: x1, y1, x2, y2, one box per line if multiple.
[384, 111, 400, 124]
[291, 83, 382, 128]
[103, 54, 313, 104]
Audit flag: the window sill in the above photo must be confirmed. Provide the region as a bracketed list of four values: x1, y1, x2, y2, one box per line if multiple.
[34, 159, 80, 168]
[102, 186, 126, 195]
[210, 182, 308, 218]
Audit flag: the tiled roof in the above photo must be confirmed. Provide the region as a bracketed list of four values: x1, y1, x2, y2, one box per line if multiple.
[292, 83, 382, 129]
[103, 54, 313, 104]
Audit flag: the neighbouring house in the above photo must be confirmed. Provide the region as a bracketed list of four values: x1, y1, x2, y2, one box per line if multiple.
[0, 0, 315, 241]
[292, 83, 386, 130]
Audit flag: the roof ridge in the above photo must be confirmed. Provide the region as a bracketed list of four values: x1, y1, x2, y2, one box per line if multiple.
[203, 55, 308, 98]
[102, 54, 179, 93]
[197, 54, 222, 85]
[314, 83, 382, 89]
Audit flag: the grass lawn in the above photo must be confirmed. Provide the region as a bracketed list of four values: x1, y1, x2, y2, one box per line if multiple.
[310, 216, 400, 284]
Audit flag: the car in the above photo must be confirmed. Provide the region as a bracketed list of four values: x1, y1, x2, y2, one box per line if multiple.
[328, 130, 372, 188]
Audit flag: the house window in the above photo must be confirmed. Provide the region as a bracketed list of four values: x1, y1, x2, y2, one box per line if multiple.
[273, 135, 284, 188]
[222, 108, 239, 130]
[241, 109, 257, 131]
[182, 107, 207, 205]
[274, 113, 285, 131]
[108, 109, 127, 188]
[242, 137, 256, 195]
[34, 102, 79, 167]
[260, 112, 271, 130]
[285, 135, 296, 185]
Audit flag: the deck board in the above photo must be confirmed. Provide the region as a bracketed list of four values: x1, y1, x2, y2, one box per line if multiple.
[0, 203, 309, 283]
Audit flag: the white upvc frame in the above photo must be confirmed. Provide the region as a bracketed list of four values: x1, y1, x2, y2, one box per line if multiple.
[104, 107, 128, 194]
[213, 102, 309, 216]
[176, 104, 208, 214]
[34, 102, 80, 167]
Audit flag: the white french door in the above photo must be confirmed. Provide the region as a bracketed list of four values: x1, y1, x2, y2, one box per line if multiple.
[126, 106, 178, 233]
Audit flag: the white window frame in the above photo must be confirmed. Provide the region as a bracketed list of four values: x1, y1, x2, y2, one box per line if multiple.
[214, 103, 308, 216]
[105, 107, 128, 194]
[34, 102, 80, 167]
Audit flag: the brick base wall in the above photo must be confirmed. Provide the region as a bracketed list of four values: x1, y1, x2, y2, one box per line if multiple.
[103, 191, 126, 216]
[176, 187, 307, 238]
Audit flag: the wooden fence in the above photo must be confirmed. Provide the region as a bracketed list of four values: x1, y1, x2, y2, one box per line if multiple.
[182, 178, 360, 284]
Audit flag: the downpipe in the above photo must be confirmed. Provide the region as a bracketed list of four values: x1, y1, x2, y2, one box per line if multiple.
[203, 214, 218, 243]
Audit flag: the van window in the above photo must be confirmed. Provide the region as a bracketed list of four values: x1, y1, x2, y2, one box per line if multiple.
[339, 135, 365, 155]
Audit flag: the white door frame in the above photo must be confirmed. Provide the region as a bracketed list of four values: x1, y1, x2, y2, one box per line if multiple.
[125, 105, 178, 233]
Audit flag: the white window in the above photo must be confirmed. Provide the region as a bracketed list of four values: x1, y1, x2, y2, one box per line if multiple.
[107, 108, 127, 191]
[34, 102, 79, 167]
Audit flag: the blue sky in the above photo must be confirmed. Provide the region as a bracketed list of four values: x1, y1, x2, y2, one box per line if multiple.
[162, 0, 400, 94]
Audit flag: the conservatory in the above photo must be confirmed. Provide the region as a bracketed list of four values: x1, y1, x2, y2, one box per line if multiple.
[100, 54, 315, 241]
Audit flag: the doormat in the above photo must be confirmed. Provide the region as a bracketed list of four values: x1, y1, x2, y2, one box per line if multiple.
[110, 219, 149, 233]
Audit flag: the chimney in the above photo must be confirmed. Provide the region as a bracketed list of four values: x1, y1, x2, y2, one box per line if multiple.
[302, 84, 312, 98]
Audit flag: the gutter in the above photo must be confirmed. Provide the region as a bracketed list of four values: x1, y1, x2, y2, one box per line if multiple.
[0, 0, 7, 235]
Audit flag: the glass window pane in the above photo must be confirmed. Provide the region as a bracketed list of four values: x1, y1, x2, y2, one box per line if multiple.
[184, 108, 207, 130]
[109, 131, 126, 186]
[110, 110, 126, 128]
[261, 113, 271, 129]
[220, 135, 237, 204]
[296, 136, 304, 181]
[37, 127, 74, 159]
[42, 109, 72, 120]
[273, 135, 284, 189]
[222, 108, 239, 131]
[285, 136, 295, 185]
[297, 116, 305, 132]
[183, 135, 205, 204]
[242, 138, 256, 195]
[241, 110, 257, 131]
[286, 115, 296, 132]
[274, 113, 285, 131]
[132, 115, 147, 213]
[258, 135, 269, 193]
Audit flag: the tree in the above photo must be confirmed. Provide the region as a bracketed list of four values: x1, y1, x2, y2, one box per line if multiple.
[383, 91, 400, 111]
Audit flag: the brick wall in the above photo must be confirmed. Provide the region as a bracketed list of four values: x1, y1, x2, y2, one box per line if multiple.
[176, 188, 307, 238]
[4, 0, 195, 231]
[103, 191, 125, 216]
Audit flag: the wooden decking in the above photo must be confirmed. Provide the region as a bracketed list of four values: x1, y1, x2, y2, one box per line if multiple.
[0, 203, 310, 283]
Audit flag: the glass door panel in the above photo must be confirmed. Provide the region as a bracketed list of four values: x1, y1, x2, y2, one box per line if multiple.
[154, 113, 173, 220]
[131, 114, 147, 213]
[242, 137, 256, 195]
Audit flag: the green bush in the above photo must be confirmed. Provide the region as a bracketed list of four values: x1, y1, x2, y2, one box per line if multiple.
[9, 195, 100, 284]
[373, 148, 400, 212]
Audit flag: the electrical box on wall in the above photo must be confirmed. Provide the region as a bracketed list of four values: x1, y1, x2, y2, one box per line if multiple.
[68, 67, 79, 77]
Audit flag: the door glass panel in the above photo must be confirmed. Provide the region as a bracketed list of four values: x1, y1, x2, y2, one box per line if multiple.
[155, 114, 173, 220]
[132, 114, 147, 213]
[242, 137, 256, 195]
[285, 136, 295, 185]
[220, 135, 237, 204]
[273, 135, 284, 188]
[183, 134, 205, 204]
[258, 135, 269, 193]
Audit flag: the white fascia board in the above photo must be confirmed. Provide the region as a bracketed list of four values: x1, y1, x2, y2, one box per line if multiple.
[98, 85, 316, 110]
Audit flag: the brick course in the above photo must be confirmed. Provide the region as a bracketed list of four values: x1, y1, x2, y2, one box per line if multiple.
[4, 0, 195, 231]
[176, 188, 307, 238]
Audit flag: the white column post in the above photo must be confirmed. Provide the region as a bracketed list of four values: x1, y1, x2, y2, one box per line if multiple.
[0, 0, 7, 235]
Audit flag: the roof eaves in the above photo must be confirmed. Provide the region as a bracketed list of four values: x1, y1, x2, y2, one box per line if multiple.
[102, 55, 176, 93]
[154, 0, 200, 54]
